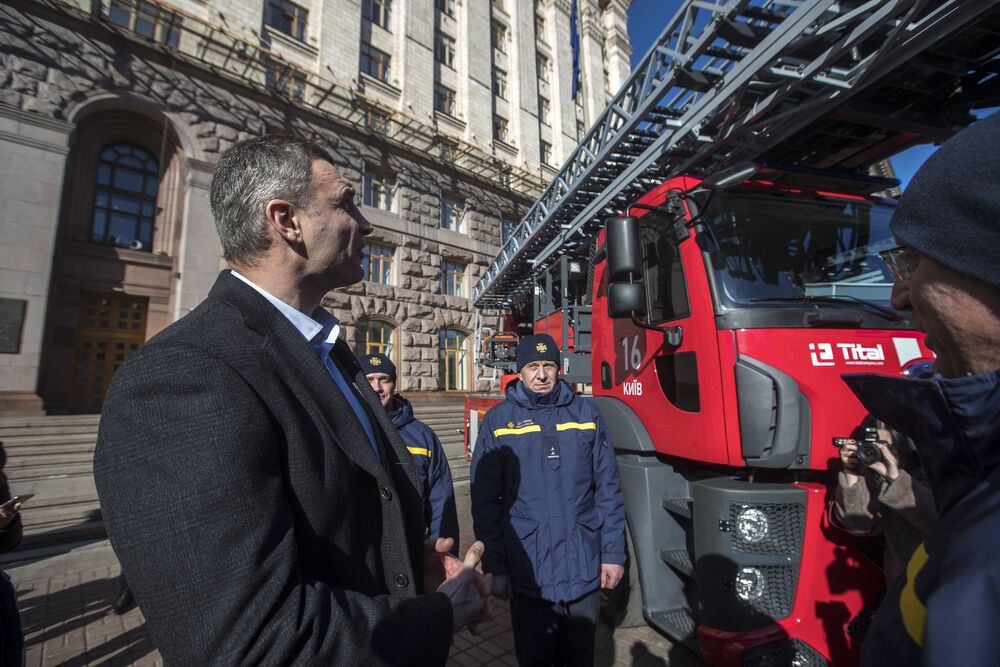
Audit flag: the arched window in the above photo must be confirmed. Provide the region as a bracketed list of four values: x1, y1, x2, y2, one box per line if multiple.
[440, 328, 468, 391]
[360, 320, 396, 360]
[91, 143, 159, 251]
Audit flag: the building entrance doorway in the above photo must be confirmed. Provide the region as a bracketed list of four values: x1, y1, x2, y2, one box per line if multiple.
[68, 291, 148, 413]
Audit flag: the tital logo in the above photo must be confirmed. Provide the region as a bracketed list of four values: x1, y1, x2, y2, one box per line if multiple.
[809, 342, 885, 367]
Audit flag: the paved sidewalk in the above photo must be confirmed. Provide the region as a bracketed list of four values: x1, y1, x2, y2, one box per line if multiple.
[3, 483, 706, 666]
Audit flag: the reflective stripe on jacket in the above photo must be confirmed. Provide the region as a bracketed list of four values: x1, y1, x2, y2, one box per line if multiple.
[389, 395, 460, 550]
[470, 379, 626, 603]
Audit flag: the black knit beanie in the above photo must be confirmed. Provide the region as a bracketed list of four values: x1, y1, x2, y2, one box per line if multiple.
[891, 112, 1000, 288]
[515, 334, 561, 371]
[359, 352, 396, 381]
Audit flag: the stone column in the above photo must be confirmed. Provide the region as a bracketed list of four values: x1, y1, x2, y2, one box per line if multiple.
[0, 104, 73, 414]
[172, 158, 223, 320]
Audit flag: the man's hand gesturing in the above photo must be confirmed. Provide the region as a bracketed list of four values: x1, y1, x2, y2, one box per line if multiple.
[429, 540, 494, 633]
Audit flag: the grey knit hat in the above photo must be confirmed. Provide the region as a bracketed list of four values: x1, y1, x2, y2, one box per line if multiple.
[891, 111, 1000, 288]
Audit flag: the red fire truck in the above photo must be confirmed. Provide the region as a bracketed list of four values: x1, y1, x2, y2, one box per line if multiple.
[465, 1, 1000, 665]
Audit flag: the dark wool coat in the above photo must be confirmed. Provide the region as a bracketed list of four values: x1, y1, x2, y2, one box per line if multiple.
[94, 271, 452, 666]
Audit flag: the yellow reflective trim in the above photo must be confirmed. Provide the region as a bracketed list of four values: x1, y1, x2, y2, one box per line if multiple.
[493, 425, 542, 437]
[900, 542, 929, 647]
[556, 421, 597, 431]
[406, 447, 431, 457]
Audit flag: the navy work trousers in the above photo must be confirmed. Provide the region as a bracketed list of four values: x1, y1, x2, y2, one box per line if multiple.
[509, 589, 600, 667]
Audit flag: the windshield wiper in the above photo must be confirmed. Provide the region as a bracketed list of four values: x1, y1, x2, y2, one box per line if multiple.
[749, 295, 904, 322]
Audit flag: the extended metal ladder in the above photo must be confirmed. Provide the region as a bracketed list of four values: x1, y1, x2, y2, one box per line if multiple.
[473, 0, 1000, 309]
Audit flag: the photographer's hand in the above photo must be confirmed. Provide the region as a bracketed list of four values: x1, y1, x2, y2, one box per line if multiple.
[866, 442, 900, 482]
[838, 440, 865, 481]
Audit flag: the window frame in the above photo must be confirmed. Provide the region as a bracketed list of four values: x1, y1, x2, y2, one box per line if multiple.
[362, 168, 397, 212]
[434, 83, 457, 117]
[434, 32, 456, 68]
[540, 140, 552, 166]
[440, 196, 465, 233]
[360, 319, 397, 361]
[266, 0, 308, 42]
[493, 115, 509, 144]
[492, 67, 508, 100]
[362, 242, 395, 285]
[362, 0, 391, 30]
[538, 96, 550, 125]
[536, 52, 550, 83]
[90, 143, 160, 252]
[440, 328, 469, 391]
[491, 21, 508, 54]
[435, 0, 455, 18]
[360, 41, 391, 83]
[441, 260, 466, 297]
[107, 0, 182, 48]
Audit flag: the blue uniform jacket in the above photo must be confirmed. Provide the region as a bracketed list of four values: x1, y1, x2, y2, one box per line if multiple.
[843, 371, 1000, 666]
[389, 395, 460, 550]
[470, 379, 626, 603]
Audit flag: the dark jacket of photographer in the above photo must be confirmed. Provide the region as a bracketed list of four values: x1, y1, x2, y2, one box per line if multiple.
[844, 371, 1000, 667]
[831, 453, 936, 584]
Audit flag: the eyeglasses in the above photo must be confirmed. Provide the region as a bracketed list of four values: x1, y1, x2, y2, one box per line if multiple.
[878, 245, 921, 281]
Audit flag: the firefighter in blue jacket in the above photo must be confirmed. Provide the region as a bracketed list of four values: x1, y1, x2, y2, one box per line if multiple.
[471, 334, 626, 666]
[361, 352, 460, 551]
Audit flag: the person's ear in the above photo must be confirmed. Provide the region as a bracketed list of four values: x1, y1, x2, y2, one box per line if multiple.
[265, 199, 302, 243]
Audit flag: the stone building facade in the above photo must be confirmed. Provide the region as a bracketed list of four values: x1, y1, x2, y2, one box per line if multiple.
[0, 0, 631, 413]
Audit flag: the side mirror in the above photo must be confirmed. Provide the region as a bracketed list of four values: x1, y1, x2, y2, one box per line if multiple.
[605, 216, 642, 282]
[608, 282, 647, 319]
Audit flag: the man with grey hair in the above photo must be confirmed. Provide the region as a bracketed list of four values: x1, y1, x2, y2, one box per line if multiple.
[94, 134, 491, 665]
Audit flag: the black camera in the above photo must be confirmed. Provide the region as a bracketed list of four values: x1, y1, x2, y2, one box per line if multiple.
[855, 427, 884, 465]
[833, 427, 884, 466]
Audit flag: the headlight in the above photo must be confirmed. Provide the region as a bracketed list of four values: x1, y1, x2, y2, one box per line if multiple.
[735, 567, 765, 601]
[736, 507, 769, 543]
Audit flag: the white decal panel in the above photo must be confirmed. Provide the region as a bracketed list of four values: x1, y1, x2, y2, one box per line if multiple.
[809, 342, 886, 367]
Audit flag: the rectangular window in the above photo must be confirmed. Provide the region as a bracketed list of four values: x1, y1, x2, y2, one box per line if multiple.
[362, 169, 396, 212]
[538, 96, 550, 125]
[435, 0, 455, 18]
[362, 0, 391, 30]
[540, 140, 552, 166]
[491, 21, 507, 54]
[265, 63, 306, 100]
[441, 261, 466, 297]
[365, 107, 390, 136]
[439, 139, 458, 161]
[537, 52, 550, 83]
[493, 67, 508, 100]
[577, 119, 586, 140]
[266, 0, 308, 41]
[435, 32, 455, 68]
[363, 243, 395, 285]
[107, 0, 182, 48]
[360, 42, 391, 83]
[501, 216, 517, 244]
[440, 196, 464, 232]
[493, 115, 509, 144]
[434, 83, 456, 116]
[535, 13, 545, 40]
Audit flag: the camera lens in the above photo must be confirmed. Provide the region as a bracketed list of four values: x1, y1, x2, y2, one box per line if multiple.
[856, 441, 882, 465]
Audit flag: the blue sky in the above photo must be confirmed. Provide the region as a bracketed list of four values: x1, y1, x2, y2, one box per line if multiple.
[624, 0, 937, 190]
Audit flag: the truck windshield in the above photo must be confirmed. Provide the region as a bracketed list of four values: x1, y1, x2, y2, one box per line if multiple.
[700, 191, 898, 313]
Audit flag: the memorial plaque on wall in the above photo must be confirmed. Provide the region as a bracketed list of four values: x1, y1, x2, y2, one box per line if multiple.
[0, 298, 27, 354]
